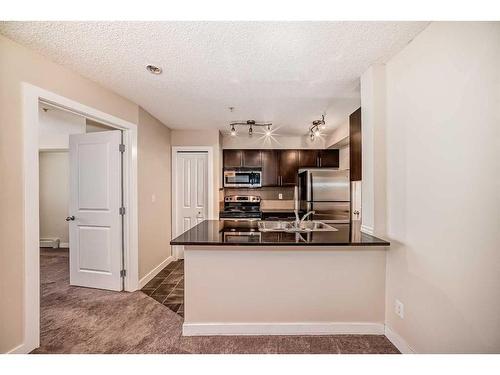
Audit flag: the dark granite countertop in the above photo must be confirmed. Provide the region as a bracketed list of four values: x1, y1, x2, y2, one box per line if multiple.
[171, 220, 390, 247]
[261, 208, 296, 213]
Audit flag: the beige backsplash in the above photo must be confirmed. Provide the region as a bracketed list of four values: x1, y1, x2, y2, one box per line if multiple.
[224, 186, 295, 200]
[260, 199, 295, 210]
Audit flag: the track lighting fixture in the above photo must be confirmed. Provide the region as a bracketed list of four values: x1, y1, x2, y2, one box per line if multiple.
[229, 120, 272, 137]
[309, 114, 326, 140]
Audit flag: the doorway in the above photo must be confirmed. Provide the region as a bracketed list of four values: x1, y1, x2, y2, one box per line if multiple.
[21, 83, 139, 353]
[171, 147, 214, 259]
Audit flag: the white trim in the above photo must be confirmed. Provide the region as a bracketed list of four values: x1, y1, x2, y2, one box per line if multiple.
[59, 242, 69, 248]
[361, 224, 374, 235]
[171, 146, 215, 260]
[21, 83, 139, 354]
[138, 256, 175, 289]
[6, 343, 30, 354]
[182, 322, 385, 336]
[384, 325, 416, 354]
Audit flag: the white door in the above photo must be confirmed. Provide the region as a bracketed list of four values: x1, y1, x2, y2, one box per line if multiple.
[68, 130, 123, 291]
[175, 152, 208, 259]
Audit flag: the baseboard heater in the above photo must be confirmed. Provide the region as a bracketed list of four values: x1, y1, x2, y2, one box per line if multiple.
[40, 238, 60, 248]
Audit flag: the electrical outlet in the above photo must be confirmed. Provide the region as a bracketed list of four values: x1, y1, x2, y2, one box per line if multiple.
[395, 299, 404, 319]
[151, 194, 156, 203]
[278, 193, 283, 200]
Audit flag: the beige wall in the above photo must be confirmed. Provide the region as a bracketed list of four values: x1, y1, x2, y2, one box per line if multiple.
[325, 120, 349, 148]
[137, 108, 172, 279]
[171, 129, 221, 217]
[185, 247, 386, 324]
[39, 106, 86, 150]
[383, 22, 500, 353]
[0, 35, 173, 352]
[38, 151, 70, 245]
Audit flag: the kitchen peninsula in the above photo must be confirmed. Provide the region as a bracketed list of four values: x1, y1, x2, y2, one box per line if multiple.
[171, 220, 390, 336]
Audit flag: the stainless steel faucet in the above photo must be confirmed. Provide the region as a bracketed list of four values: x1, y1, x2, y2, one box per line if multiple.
[300, 210, 315, 225]
[294, 209, 315, 226]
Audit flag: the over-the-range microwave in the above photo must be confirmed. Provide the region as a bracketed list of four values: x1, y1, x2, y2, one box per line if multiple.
[223, 168, 262, 188]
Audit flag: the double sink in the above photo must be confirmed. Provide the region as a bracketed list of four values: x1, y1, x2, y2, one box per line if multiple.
[257, 220, 338, 233]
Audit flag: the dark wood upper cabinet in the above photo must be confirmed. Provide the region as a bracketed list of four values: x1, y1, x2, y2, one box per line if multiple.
[319, 149, 339, 168]
[349, 107, 362, 181]
[261, 150, 279, 186]
[224, 147, 342, 187]
[298, 150, 320, 168]
[223, 150, 242, 168]
[242, 150, 262, 167]
[279, 150, 299, 186]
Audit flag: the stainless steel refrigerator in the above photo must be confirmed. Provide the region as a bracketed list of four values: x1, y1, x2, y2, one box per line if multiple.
[297, 169, 350, 223]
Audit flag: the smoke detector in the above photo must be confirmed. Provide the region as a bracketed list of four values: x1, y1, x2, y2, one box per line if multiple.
[146, 65, 162, 75]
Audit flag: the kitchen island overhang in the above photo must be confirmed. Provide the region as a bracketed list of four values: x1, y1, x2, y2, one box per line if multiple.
[171, 220, 390, 336]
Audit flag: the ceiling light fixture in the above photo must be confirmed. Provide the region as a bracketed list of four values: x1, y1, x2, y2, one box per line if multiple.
[309, 114, 326, 141]
[229, 120, 272, 137]
[146, 64, 162, 74]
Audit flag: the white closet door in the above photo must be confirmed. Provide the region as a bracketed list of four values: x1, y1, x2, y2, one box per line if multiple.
[175, 152, 208, 258]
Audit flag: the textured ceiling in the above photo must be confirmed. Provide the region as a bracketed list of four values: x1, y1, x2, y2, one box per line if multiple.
[0, 21, 428, 135]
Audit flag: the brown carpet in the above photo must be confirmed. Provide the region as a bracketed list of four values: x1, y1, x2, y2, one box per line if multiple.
[34, 249, 399, 354]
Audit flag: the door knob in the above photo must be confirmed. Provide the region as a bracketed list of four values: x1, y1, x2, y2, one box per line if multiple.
[65, 216, 75, 221]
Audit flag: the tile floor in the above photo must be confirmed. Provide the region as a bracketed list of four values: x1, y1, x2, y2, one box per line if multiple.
[141, 259, 184, 317]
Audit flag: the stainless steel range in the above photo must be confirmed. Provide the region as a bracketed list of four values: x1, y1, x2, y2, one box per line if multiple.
[219, 195, 262, 220]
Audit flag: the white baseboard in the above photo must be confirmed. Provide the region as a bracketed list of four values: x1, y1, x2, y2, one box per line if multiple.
[59, 242, 69, 248]
[384, 325, 415, 354]
[183, 322, 385, 336]
[139, 256, 175, 289]
[361, 224, 374, 235]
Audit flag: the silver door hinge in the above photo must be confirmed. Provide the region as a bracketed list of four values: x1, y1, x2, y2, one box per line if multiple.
[119, 207, 126, 215]
[119, 144, 125, 153]
[120, 269, 127, 277]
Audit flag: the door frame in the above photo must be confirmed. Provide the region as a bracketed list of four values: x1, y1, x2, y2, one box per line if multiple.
[171, 146, 214, 259]
[21, 83, 139, 353]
